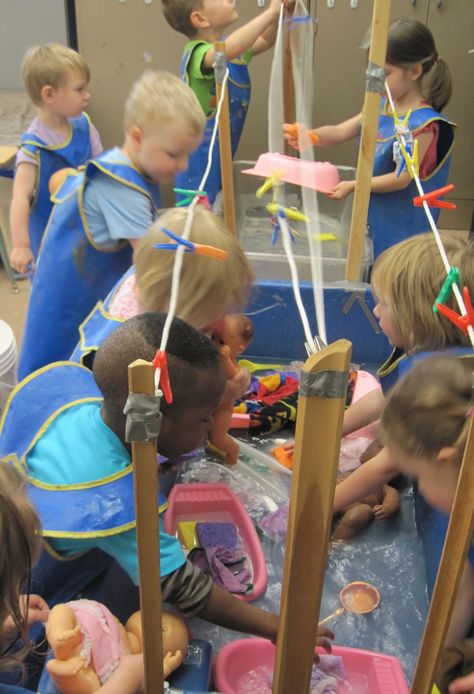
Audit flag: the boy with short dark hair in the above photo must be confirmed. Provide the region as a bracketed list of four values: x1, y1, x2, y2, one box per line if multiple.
[0, 312, 333, 647]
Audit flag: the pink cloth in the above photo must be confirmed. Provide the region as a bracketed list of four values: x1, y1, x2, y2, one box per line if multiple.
[67, 599, 126, 684]
[108, 273, 145, 319]
[16, 115, 103, 167]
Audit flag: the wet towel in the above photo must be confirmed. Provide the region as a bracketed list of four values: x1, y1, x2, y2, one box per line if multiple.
[188, 546, 251, 594]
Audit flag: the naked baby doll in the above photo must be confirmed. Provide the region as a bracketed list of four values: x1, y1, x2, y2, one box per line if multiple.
[207, 314, 254, 465]
[332, 441, 400, 541]
[45, 600, 188, 693]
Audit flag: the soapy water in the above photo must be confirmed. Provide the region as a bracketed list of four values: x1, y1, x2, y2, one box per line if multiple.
[177, 448, 428, 682]
[235, 665, 368, 694]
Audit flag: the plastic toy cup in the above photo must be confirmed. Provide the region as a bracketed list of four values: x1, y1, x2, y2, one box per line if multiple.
[319, 581, 380, 625]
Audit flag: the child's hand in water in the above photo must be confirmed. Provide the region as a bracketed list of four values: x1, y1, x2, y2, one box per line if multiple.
[314, 626, 335, 660]
[3, 594, 49, 637]
[327, 181, 356, 200]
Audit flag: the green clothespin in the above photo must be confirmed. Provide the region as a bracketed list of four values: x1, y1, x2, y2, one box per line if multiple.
[174, 187, 207, 207]
[433, 266, 460, 313]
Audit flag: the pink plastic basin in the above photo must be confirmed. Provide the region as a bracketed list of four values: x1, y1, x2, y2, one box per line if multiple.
[214, 638, 409, 694]
[242, 153, 340, 194]
[164, 483, 267, 602]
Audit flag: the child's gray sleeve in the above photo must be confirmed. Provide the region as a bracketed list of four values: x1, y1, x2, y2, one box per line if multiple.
[161, 559, 213, 617]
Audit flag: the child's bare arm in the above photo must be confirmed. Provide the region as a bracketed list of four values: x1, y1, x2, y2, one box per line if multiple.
[328, 129, 434, 200]
[252, 0, 295, 55]
[333, 446, 397, 513]
[200, 584, 334, 650]
[9, 161, 36, 273]
[342, 388, 385, 437]
[284, 114, 361, 150]
[201, 1, 282, 69]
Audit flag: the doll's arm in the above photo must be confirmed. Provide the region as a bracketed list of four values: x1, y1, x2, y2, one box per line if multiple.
[373, 484, 401, 520]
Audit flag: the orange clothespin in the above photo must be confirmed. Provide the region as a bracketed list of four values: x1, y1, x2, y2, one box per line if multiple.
[413, 184, 456, 210]
[436, 287, 474, 335]
[152, 350, 173, 403]
[284, 122, 320, 146]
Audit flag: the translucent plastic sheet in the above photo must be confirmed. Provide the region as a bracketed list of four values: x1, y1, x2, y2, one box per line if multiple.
[173, 450, 428, 683]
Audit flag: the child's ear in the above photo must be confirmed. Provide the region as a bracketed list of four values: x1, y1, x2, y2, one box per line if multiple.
[41, 85, 56, 104]
[190, 9, 210, 30]
[408, 63, 423, 81]
[128, 125, 143, 148]
[436, 447, 458, 465]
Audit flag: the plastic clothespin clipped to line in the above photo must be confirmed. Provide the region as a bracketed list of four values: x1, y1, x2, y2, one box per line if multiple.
[152, 350, 172, 403]
[174, 187, 211, 210]
[154, 227, 228, 260]
[436, 286, 474, 335]
[284, 122, 320, 146]
[433, 266, 461, 312]
[256, 174, 283, 199]
[413, 184, 456, 210]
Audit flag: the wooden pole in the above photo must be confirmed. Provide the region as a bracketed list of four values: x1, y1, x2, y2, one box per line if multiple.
[128, 359, 164, 693]
[345, 0, 391, 281]
[214, 41, 237, 236]
[273, 340, 352, 693]
[411, 415, 474, 693]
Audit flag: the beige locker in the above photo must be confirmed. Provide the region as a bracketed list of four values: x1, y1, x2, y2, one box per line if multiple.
[75, 0, 473, 228]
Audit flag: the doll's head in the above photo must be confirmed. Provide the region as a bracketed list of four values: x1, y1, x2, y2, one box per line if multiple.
[371, 231, 473, 354]
[124, 610, 188, 666]
[214, 314, 254, 359]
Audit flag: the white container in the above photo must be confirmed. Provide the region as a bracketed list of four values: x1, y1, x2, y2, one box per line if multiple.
[0, 320, 17, 415]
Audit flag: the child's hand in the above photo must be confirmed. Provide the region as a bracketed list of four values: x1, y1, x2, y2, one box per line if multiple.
[327, 181, 356, 200]
[9, 245, 34, 275]
[3, 594, 49, 638]
[314, 626, 335, 659]
[283, 123, 317, 151]
[449, 671, 474, 693]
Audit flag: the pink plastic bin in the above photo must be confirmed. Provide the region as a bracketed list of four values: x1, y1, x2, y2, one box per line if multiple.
[214, 639, 409, 694]
[242, 153, 340, 194]
[164, 483, 267, 602]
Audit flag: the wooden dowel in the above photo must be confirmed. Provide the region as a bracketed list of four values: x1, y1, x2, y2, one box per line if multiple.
[411, 415, 474, 693]
[345, 0, 391, 281]
[214, 41, 237, 236]
[273, 340, 352, 693]
[128, 359, 164, 692]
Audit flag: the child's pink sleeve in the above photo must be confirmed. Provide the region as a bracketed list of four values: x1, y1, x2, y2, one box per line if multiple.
[89, 123, 104, 158]
[108, 273, 144, 320]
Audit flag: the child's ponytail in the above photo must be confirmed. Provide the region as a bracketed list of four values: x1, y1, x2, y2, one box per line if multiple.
[424, 56, 452, 112]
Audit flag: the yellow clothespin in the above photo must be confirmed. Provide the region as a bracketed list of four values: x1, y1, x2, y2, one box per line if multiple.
[400, 138, 419, 179]
[266, 202, 308, 223]
[256, 172, 283, 199]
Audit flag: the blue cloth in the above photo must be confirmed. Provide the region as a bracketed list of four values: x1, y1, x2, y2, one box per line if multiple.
[27, 400, 185, 584]
[20, 113, 94, 259]
[83, 148, 156, 247]
[17, 147, 161, 379]
[368, 100, 455, 258]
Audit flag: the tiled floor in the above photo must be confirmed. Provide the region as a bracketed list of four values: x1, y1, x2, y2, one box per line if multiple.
[0, 267, 30, 349]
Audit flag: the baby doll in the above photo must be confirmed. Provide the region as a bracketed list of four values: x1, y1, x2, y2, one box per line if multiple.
[46, 600, 188, 693]
[332, 441, 400, 541]
[207, 314, 254, 465]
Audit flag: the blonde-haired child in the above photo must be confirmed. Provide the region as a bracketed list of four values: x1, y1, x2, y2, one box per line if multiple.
[10, 44, 102, 273]
[18, 70, 206, 380]
[380, 356, 474, 669]
[333, 231, 474, 514]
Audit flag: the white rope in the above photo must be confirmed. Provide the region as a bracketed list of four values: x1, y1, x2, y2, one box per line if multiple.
[155, 68, 231, 394]
[385, 82, 474, 349]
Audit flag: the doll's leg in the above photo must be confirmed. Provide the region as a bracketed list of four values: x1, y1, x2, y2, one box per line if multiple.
[46, 655, 100, 694]
[332, 503, 374, 541]
[46, 604, 83, 660]
[208, 405, 240, 465]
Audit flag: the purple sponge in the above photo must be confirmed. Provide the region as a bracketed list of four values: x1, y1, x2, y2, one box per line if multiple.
[196, 522, 238, 549]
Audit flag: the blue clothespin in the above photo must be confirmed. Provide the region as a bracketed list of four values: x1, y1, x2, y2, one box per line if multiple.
[154, 226, 194, 252]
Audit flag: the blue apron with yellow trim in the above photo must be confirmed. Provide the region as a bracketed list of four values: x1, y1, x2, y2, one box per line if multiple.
[378, 345, 474, 394]
[70, 266, 134, 367]
[368, 102, 455, 258]
[20, 113, 93, 259]
[18, 149, 161, 379]
[175, 41, 251, 204]
[0, 362, 168, 536]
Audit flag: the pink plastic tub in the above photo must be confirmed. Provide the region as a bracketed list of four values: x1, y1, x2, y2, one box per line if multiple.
[164, 483, 267, 601]
[242, 153, 340, 194]
[214, 639, 409, 693]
